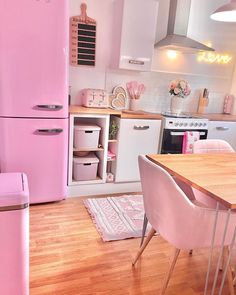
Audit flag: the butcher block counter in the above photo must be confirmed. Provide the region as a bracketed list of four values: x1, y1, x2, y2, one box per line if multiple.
[69, 105, 162, 120]
[69, 106, 236, 122]
[195, 113, 236, 122]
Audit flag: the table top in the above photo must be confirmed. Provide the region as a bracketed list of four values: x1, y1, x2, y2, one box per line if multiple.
[147, 153, 236, 209]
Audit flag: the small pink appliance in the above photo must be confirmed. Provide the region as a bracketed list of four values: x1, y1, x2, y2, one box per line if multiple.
[0, 173, 29, 295]
[81, 89, 109, 108]
[0, 0, 69, 204]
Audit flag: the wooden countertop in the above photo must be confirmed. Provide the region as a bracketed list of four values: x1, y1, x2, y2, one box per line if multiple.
[69, 106, 236, 122]
[195, 113, 236, 122]
[147, 153, 236, 209]
[69, 105, 162, 120]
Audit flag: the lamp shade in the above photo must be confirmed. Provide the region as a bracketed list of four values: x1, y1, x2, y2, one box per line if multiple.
[211, 0, 236, 22]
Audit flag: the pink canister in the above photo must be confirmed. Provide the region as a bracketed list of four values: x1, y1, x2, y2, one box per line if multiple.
[223, 94, 234, 114]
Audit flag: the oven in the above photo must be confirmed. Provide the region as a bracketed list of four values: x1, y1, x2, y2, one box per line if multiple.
[161, 129, 208, 154]
[160, 116, 209, 154]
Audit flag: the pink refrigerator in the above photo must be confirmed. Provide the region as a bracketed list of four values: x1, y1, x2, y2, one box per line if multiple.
[0, 0, 69, 204]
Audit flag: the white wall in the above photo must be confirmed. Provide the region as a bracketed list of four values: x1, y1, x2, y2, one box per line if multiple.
[69, 0, 236, 114]
[231, 65, 236, 94]
[153, 0, 236, 78]
[69, 0, 113, 103]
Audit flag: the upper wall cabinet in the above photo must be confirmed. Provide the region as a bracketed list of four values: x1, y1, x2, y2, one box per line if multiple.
[111, 0, 158, 71]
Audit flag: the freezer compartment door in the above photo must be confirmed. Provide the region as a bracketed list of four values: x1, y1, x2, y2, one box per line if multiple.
[0, 118, 68, 204]
[0, 0, 68, 118]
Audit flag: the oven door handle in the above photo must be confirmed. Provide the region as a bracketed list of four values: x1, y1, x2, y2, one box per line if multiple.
[170, 131, 207, 136]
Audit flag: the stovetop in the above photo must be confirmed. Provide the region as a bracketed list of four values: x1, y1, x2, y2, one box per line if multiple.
[162, 112, 201, 119]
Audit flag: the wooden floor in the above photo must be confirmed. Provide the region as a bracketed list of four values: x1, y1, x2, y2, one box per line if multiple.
[30, 197, 235, 295]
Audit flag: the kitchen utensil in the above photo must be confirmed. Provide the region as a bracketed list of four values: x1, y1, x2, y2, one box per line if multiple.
[197, 89, 209, 114]
[126, 81, 146, 100]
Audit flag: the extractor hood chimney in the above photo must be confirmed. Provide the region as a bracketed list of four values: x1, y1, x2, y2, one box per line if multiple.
[155, 0, 215, 53]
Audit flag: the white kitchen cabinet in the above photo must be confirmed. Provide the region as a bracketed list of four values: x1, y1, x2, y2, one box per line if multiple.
[207, 121, 236, 150]
[111, 0, 158, 71]
[113, 118, 161, 182]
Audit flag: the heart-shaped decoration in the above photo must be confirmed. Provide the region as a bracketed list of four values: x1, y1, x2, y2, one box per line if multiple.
[109, 86, 128, 110]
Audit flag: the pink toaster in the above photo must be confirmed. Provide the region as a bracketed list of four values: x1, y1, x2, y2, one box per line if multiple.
[81, 89, 109, 108]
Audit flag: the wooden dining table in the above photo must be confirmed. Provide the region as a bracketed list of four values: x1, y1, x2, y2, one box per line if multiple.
[146, 153, 236, 295]
[147, 153, 236, 209]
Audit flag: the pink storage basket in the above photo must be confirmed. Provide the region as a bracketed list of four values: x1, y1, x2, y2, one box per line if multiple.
[73, 153, 99, 181]
[74, 123, 101, 150]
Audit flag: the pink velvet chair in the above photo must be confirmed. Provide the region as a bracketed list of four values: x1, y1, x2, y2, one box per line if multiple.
[193, 139, 234, 154]
[133, 155, 236, 294]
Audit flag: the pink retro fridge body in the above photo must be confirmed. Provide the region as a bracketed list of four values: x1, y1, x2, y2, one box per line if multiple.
[0, 0, 69, 203]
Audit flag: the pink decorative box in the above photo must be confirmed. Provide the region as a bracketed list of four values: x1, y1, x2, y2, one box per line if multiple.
[73, 153, 99, 181]
[74, 123, 101, 150]
[81, 89, 108, 108]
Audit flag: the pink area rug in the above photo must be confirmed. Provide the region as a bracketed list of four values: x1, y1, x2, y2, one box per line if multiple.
[84, 194, 150, 241]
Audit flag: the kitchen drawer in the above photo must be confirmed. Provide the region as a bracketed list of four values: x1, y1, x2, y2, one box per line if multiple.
[207, 121, 236, 150]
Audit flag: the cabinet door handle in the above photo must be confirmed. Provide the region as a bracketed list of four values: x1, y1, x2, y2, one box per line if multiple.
[134, 125, 150, 130]
[36, 104, 63, 110]
[129, 60, 145, 65]
[216, 127, 229, 131]
[36, 128, 63, 134]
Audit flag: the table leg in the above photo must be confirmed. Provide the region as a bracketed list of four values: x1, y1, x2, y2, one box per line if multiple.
[204, 203, 220, 295]
[211, 209, 231, 295]
[219, 227, 236, 295]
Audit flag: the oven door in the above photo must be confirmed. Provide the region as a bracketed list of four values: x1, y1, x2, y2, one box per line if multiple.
[161, 129, 208, 154]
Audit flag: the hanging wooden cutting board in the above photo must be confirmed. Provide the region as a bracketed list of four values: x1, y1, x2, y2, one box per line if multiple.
[70, 3, 97, 67]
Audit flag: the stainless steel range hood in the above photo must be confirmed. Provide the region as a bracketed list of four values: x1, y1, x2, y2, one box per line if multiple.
[155, 0, 215, 53]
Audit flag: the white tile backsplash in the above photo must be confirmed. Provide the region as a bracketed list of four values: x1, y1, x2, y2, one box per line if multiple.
[105, 69, 232, 114]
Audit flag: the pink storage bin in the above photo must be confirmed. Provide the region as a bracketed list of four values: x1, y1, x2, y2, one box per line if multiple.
[74, 123, 101, 149]
[73, 153, 99, 181]
[0, 173, 29, 295]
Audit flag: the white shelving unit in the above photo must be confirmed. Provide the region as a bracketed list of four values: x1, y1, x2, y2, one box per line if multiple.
[68, 114, 110, 186]
[67, 113, 161, 197]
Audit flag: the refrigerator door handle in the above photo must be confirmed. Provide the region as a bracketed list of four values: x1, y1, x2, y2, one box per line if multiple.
[36, 128, 63, 135]
[36, 105, 63, 111]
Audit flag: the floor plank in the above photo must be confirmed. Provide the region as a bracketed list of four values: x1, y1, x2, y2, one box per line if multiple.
[30, 197, 234, 295]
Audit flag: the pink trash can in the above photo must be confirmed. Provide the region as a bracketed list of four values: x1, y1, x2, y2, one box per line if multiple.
[0, 173, 29, 295]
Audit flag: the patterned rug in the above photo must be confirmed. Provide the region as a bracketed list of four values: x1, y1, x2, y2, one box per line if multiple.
[84, 194, 150, 241]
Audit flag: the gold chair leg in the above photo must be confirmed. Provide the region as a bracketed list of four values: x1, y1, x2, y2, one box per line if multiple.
[160, 247, 180, 295]
[132, 227, 156, 266]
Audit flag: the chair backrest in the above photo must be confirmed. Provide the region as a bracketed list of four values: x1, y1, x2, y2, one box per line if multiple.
[193, 139, 234, 154]
[138, 155, 198, 248]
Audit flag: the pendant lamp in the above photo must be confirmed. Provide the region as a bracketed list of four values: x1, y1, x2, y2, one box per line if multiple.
[211, 0, 236, 22]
